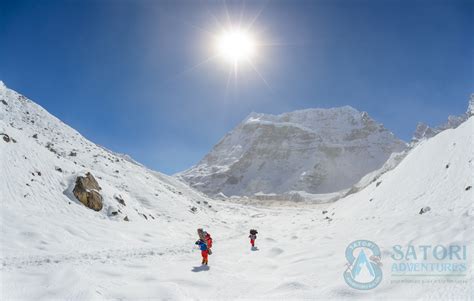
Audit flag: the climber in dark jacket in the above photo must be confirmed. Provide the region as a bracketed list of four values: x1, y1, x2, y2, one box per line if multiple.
[249, 229, 258, 247]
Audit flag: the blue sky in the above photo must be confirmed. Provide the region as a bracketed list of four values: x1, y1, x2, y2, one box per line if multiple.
[1, 0, 472, 174]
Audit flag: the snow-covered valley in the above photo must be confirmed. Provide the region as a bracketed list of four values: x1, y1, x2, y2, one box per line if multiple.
[1, 82, 473, 300]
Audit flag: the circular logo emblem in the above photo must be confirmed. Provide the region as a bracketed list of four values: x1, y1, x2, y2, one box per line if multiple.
[343, 240, 383, 290]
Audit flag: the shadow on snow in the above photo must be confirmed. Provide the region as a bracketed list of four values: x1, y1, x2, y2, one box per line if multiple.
[191, 265, 210, 272]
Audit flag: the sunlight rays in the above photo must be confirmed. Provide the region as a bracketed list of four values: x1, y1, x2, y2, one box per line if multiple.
[206, 1, 273, 93]
[166, 1, 276, 94]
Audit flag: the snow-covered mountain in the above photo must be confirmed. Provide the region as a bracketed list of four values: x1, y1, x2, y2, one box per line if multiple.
[178, 107, 407, 197]
[0, 81, 216, 256]
[412, 94, 474, 142]
[1, 82, 472, 299]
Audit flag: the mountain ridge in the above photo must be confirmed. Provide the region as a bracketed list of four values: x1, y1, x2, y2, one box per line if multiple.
[178, 105, 407, 197]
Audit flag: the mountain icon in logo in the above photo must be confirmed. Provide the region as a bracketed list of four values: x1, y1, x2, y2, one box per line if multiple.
[351, 249, 376, 282]
[343, 240, 383, 290]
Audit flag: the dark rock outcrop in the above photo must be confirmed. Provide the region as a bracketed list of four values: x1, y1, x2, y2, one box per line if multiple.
[72, 172, 103, 211]
[419, 206, 431, 215]
[1, 133, 11, 143]
[114, 195, 126, 206]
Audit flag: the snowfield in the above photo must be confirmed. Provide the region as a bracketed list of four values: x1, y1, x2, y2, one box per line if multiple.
[1, 81, 472, 300]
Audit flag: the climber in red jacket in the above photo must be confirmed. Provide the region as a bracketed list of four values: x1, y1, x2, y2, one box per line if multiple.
[197, 228, 213, 262]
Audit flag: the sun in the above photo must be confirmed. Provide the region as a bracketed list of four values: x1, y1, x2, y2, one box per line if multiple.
[215, 28, 256, 65]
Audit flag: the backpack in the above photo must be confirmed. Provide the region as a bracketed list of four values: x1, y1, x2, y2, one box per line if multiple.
[205, 234, 212, 247]
[205, 233, 213, 255]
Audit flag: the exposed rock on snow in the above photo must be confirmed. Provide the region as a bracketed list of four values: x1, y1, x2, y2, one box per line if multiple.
[1, 133, 11, 142]
[114, 194, 126, 206]
[419, 206, 431, 215]
[178, 107, 406, 197]
[412, 122, 437, 141]
[73, 172, 103, 211]
[412, 95, 473, 142]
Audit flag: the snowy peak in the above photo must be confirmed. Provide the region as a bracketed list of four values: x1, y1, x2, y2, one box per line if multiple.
[179, 106, 406, 197]
[411, 95, 473, 142]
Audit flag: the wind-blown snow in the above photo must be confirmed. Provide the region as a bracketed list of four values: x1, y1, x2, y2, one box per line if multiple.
[1, 82, 472, 299]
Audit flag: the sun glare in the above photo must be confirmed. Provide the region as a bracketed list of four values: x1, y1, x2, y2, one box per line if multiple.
[216, 28, 256, 65]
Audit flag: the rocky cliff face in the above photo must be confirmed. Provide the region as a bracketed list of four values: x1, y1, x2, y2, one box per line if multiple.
[178, 106, 407, 196]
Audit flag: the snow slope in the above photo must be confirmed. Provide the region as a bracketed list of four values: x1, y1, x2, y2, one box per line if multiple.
[178, 107, 406, 197]
[0, 80, 215, 257]
[1, 82, 472, 300]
